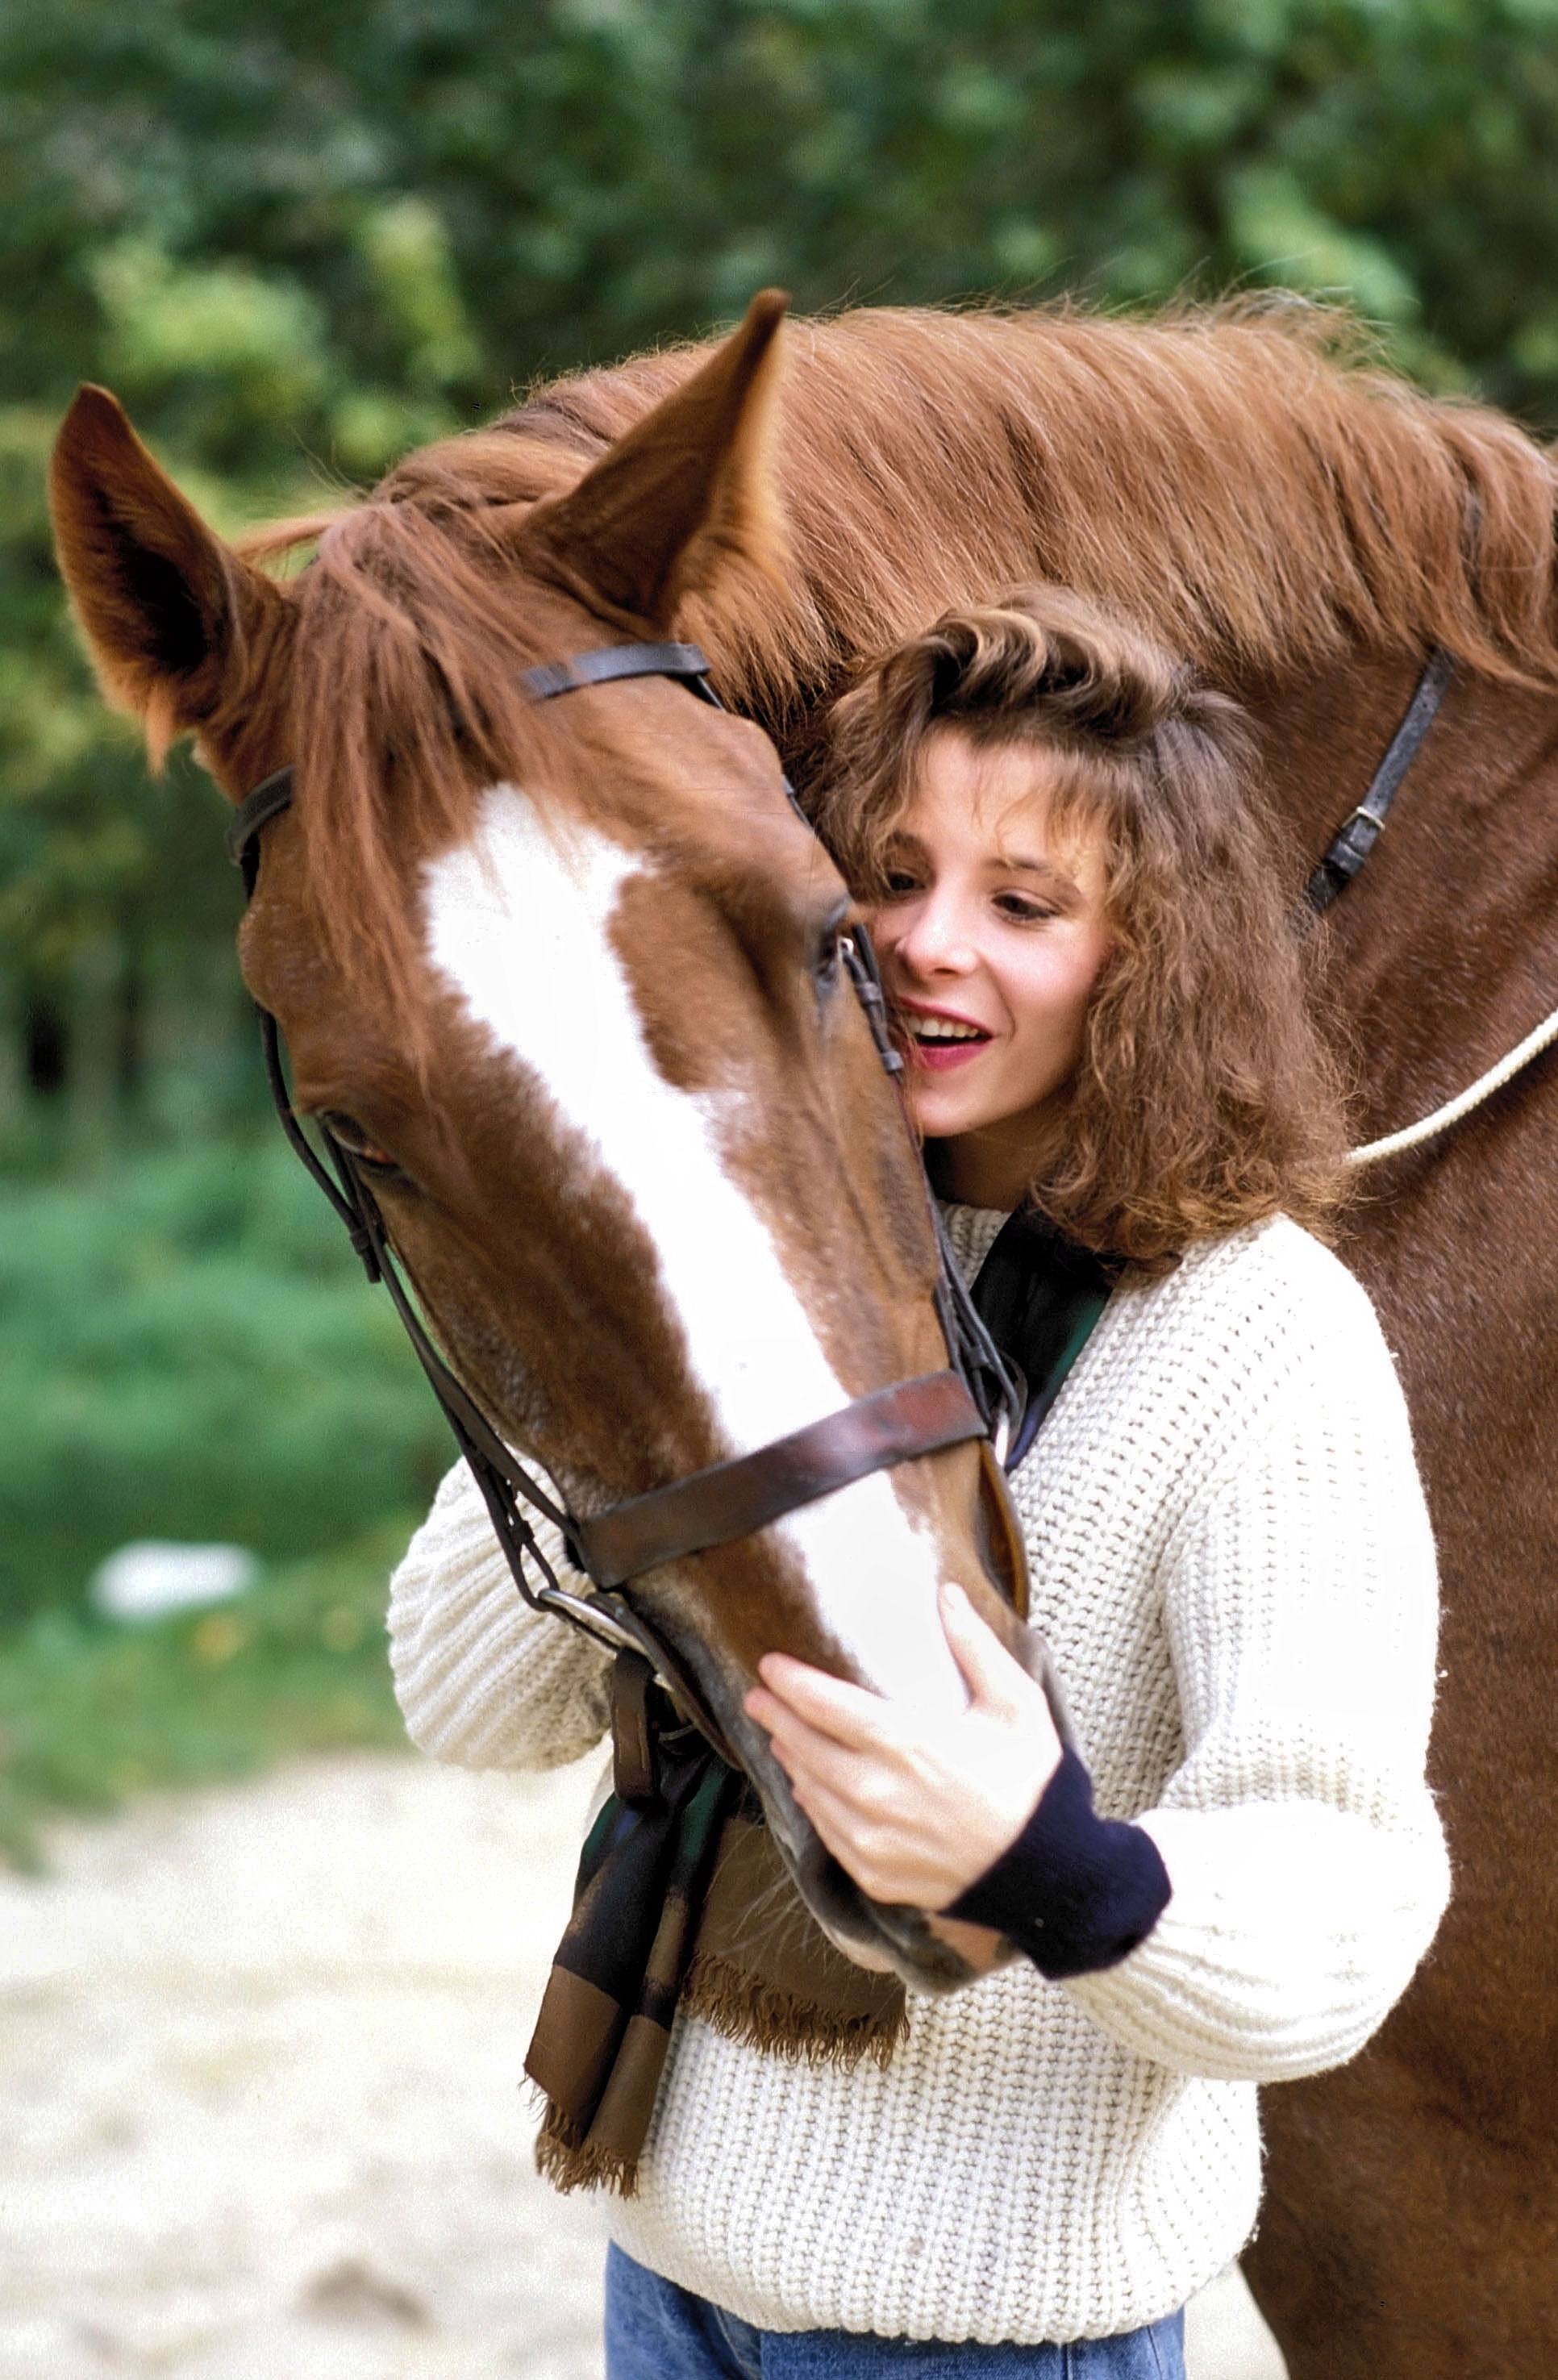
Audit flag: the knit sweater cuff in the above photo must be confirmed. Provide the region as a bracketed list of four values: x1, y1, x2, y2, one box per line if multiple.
[945, 1746, 1172, 1978]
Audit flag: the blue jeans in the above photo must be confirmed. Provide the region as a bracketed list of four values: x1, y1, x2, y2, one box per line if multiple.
[604, 2245, 1185, 2379]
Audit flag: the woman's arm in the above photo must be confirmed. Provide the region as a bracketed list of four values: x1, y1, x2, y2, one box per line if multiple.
[1063, 1352, 1450, 2081]
[388, 1457, 612, 1770]
[748, 1590, 1170, 1975]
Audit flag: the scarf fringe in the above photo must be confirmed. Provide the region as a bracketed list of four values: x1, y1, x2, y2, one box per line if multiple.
[530, 1952, 910, 2201]
[534, 2099, 641, 2199]
[681, 1950, 908, 2068]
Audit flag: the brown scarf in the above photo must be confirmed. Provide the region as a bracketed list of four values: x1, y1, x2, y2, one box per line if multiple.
[526, 1673, 906, 2196]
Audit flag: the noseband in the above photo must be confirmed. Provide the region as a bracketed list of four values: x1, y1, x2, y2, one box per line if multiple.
[226, 640, 1023, 1760]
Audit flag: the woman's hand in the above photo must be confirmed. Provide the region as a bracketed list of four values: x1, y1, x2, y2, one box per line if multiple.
[742, 1582, 1064, 1917]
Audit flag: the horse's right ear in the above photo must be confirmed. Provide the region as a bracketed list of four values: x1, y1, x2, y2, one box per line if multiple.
[49, 386, 281, 763]
[523, 289, 790, 633]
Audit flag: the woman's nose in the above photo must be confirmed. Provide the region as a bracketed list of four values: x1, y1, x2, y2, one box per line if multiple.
[892, 890, 978, 977]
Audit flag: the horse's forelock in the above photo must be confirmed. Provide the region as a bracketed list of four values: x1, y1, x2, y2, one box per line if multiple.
[278, 487, 588, 1075]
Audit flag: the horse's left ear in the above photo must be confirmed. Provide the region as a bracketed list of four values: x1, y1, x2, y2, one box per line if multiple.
[523, 289, 789, 631]
[49, 384, 285, 766]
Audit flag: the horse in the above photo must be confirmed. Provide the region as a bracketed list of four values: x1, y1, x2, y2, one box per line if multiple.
[50, 293, 1558, 2375]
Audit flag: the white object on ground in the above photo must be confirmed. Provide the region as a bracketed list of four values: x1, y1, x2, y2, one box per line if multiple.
[0, 1751, 1284, 2378]
[90, 1540, 259, 1622]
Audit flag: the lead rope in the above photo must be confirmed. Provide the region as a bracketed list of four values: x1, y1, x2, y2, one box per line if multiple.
[1348, 1001, 1558, 1168]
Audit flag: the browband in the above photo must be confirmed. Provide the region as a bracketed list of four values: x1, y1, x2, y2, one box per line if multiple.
[519, 640, 718, 705]
[224, 643, 723, 886]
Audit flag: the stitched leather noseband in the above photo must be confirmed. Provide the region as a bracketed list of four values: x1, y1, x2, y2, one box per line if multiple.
[227, 640, 1024, 1758]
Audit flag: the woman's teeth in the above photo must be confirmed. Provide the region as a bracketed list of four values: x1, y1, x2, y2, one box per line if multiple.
[912, 1015, 985, 1041]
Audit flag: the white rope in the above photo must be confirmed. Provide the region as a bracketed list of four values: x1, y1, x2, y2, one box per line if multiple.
[1348, 1001, 1558, 1167]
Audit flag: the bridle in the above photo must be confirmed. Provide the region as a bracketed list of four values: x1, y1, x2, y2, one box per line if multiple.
[1304, 648, 1455, 917]
[226, 638, 1025, 1762]
[1306, 646, 1558, 1165]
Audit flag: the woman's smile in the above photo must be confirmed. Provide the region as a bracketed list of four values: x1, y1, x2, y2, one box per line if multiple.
[898, 997, 994, 1069]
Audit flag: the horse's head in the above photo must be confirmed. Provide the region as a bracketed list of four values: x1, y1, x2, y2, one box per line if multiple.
[48, 295, 1031, 1990]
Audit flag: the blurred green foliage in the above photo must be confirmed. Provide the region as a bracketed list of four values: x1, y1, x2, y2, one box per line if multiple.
[0, 1525, 412, 1865]
[0, 1140, 450, 1619]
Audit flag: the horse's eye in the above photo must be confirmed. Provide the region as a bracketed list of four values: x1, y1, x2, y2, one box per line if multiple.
[810, 902, 852, 997]
[316, 1111, 405, 1180]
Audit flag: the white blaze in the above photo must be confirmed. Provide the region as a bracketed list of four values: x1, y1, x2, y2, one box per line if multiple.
[422, 786, 966, 1715]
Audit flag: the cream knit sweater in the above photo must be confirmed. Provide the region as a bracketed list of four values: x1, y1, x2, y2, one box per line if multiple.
[387, 1210, 1449, 2345]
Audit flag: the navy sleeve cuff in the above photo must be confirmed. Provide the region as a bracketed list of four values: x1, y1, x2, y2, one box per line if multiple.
[945, 1744, 1171, 1979]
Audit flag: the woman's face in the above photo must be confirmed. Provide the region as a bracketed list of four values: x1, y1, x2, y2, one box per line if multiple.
[864, 728, 1113, 1209]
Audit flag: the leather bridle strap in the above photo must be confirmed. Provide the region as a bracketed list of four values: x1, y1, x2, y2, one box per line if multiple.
[519, 640, 718, 705]
[576, 1371, 984, 1588]
[227, 765, 299, 885]
[1305, 648, 1454, 915]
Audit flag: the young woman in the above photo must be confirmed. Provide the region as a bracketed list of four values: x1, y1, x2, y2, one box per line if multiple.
[388, 590, 1449, 2378]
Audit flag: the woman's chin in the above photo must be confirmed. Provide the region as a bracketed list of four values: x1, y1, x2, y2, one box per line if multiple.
[904, 1079, 994, 1142]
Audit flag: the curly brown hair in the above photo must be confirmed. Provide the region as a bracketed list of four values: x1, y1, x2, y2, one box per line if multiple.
[815, 588, 1349, 1270]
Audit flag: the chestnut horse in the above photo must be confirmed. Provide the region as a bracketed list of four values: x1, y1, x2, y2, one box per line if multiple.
[52, 295, 1558, 2374]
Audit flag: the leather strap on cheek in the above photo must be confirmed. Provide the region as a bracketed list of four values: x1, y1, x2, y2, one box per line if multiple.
[1303, 648, 1453, 916]
[976, 1439, 1030, 1623]
[611, 1648, 660, 1807]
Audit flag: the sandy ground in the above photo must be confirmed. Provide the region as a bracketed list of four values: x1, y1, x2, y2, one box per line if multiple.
[0, 1753, 1287, 2378]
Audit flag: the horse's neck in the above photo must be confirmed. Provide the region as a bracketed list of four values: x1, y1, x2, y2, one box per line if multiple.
[1253, 653, 1558, 1140]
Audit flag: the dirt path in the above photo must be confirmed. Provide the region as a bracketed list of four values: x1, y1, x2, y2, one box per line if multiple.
[0, 1753, 1285, 2378]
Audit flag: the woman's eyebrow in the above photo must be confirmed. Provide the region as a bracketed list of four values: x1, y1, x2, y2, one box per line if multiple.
[993, 850, 1079, 889]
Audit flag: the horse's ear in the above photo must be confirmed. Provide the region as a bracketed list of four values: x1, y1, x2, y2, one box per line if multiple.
[49, 385, 281, 765]
[524, 289, 789, 631]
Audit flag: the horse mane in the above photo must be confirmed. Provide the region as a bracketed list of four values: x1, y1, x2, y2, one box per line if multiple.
[248, 298, 1558, 1027]
[486, 298, 1558, 710]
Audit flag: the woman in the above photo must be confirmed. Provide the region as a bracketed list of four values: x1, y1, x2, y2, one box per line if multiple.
[388, 590, 1449, 2377]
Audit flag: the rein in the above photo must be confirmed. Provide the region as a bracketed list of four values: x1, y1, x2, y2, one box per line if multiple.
[226, 639, 1024, 1756]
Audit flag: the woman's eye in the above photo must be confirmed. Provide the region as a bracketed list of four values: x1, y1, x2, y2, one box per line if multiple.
[881, 869, 922, 898]
[994, 894, 1058, 924]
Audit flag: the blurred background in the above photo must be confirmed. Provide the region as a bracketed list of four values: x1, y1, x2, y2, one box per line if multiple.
[1, 3, 1556, 2368]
